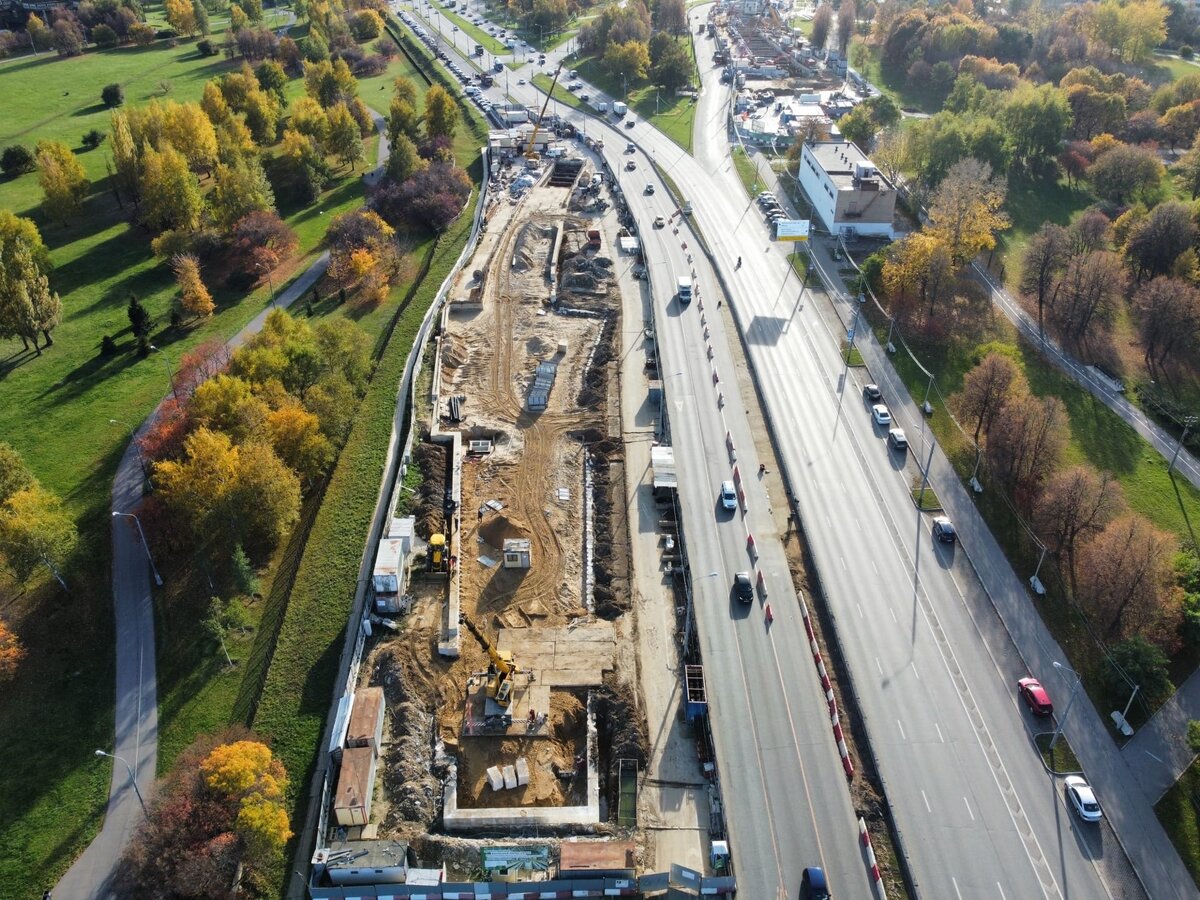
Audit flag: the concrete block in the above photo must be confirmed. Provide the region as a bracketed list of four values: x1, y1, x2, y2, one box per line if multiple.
[487, 766, 504, 791]
[503, 765, 518, 790]
[515, 757, 530, 786]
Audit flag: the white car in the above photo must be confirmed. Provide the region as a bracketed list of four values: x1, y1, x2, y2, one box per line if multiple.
[518, 78, 526, 85]
[1064, 776, 1102, 822]
[871, 404, 891, 426]
[720, 480, 737, 510]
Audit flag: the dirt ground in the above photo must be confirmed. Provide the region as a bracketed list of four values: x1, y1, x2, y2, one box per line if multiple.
[360, 163, 644, 833]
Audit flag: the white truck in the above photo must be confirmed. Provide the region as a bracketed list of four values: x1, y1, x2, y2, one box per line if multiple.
[612, 100, 628, 117]
[596, 101, 609, 113]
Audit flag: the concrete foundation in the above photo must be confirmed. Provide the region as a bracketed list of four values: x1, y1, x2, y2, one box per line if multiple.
[443, 694, 600, 830]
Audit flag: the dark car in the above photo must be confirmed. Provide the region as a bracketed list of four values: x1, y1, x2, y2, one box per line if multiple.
[800, 867, 830, 899]
[863, 383, 882, 401]
[1018, 677, 1053, 716]
[734, 571, 753, 603]
[625, 119, 635, 128]
[932, 516, 956, 544]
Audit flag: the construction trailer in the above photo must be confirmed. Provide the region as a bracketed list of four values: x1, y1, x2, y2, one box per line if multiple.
[333, 746, 377, 827]
[346, 686, 385, 753]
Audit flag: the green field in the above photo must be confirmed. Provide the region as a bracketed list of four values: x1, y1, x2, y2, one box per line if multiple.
[1158, 756, 1200, 890]
[0, 26, 458, 891]
[574, 53, 698, 152]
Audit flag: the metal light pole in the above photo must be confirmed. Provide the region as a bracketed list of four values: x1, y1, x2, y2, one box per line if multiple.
[148, 345, 179, 401]
[621, 71, 627, 99]
[1050, 661, 1082, 750]
[254, 261, 276, 307]
[916, 437, 936, 510]
[109, 418, 152, 489]
[112, 511, 163, 587]
[1169, 415, 1197, 474]
[95, 749, 148, 817]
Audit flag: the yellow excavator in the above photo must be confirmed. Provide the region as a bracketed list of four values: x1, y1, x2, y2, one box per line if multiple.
[525, 61, 565, 161]
[460, 613, 521, 708]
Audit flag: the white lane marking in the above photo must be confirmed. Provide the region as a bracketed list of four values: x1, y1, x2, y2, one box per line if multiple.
[964, 796, 975, 821]
[897, 719, 906, 741]
[998, 884, 1007, 900]
[922, 789, 931, 813]
[875, 656, 882, 675]
[912, 664, 921, 681]
[952, 877, 963, 899]
[871, 559, 878, 574]
[840, 556, 847, 571]
[889, 607, 897, 623]
[856, 602, 864, 618]
[935, 722, 944, 743]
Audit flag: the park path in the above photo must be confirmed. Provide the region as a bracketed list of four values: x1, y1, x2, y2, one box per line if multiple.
[54, 112, 388, 900]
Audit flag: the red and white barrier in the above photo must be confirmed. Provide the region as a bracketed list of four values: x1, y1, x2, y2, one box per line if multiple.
[859, 816, 888, 898]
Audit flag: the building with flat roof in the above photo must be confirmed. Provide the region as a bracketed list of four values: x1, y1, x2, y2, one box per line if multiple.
[797, 140, 896, 239]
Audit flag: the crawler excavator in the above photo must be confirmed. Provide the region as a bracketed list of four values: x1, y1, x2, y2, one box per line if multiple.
[460, 613, 522, 708]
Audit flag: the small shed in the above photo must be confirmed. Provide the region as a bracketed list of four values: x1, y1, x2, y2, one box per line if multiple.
[503, 538, 532, 569]
[333, 746, 377, 827]
[346, 686, 385, 754]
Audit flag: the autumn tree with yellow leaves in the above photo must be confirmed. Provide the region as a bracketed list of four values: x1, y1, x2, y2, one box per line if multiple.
[172, 253, 216, 320]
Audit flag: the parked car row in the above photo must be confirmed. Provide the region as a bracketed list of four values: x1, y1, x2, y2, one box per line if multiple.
[757, 190, 787, 225]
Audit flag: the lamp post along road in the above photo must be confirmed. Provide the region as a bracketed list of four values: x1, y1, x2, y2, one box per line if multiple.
[95, 750, 148, 817]
[113, 511, 163, 587]
[1050, 661, 1082, 750]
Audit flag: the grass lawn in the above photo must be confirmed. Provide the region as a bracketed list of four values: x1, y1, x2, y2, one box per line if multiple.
[991, 175, 1096, 292]
[532, 72, 583, 110]
[731, 146, 761, 196]
[425, 0, 507, 55]
[850, 40, 942, 115]
[574, 52, 698, 152]
[0, 28, 449, 891]
[1145, 52, 1200, 84]
[1035, 732, 1082, 774]
[1158, 756, 1200, 890]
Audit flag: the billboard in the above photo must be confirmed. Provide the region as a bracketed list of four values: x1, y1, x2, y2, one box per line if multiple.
[775, 219, 810, 241]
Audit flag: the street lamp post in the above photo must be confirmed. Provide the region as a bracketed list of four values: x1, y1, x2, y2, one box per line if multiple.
[255, 261, 276, 307]
[95, 749, 148, 817]
[112, 511, 163, 587]
[1050, 661, 1082, 749]
[109, 418, 153, 489]
[1169, 415, 1197, 474]
[148, 345, 179, 401]
[620, 71, 627, 100]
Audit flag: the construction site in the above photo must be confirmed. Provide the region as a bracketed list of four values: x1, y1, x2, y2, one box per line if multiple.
[304, 135, 701, 893]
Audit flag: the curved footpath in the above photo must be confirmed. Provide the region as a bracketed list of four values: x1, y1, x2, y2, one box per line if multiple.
[55, 113, 389, 900]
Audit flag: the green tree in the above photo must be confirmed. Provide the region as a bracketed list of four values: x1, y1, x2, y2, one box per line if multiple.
[209, 157, 276, 229]
[242, 0, 264, 24]
[128, 293, 152, 355]
[1088, 142, 1163, 204]
[1102, 636, 1172, 705]
[1000, 83, 1072, 169]
[387, 96, 421, 145]
[836, 103, 878, 149]
[254, 59, 289, 106]
[35, 140, 89, 225]
[193, 0, 210, 35]
[423, 84, 458, 141]
[385, 133, 425, 183]
[650, 39, 691, 93]
[0, 443, 35, 506]
[0, 484, 77, 584]
[325, 102, 364, 170]
[304, 58, 357, 109]
[0, 238, 61, 352]
[109, 110, 141, 207]
[604, 39, 650, 81]
[140, 143, 205, 232]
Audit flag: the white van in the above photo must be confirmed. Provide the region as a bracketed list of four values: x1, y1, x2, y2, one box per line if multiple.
[677, 276, 693, 304]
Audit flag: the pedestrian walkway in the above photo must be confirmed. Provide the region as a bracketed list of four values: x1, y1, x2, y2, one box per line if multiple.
[56, 110, 391, 900]
[1127, 674, 1200, 803]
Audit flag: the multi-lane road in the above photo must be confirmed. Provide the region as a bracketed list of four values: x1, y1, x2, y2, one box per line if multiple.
[397, 3, 1193, 897]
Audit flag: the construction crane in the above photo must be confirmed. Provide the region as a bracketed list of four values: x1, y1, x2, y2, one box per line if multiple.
[525, 61, 565, 160]
[459, 613, 521, 708]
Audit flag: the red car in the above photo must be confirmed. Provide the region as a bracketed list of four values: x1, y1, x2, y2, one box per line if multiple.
[1018, 677, 1053, 716]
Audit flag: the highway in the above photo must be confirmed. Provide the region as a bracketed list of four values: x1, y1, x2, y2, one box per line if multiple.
[392, 3, 1156, 897]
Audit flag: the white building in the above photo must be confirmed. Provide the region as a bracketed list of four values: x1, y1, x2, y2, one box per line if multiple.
[796, 140, 896, 239]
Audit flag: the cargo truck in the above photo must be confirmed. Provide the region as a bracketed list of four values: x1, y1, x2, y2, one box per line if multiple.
[612, 100, 628, 117]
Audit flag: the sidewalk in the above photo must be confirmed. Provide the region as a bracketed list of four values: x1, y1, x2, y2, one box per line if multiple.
[56, 111, 390, 900]
[1127, 674, 1200, 802]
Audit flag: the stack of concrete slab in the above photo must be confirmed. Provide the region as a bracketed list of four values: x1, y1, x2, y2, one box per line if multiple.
[487, 766, 505, 790]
